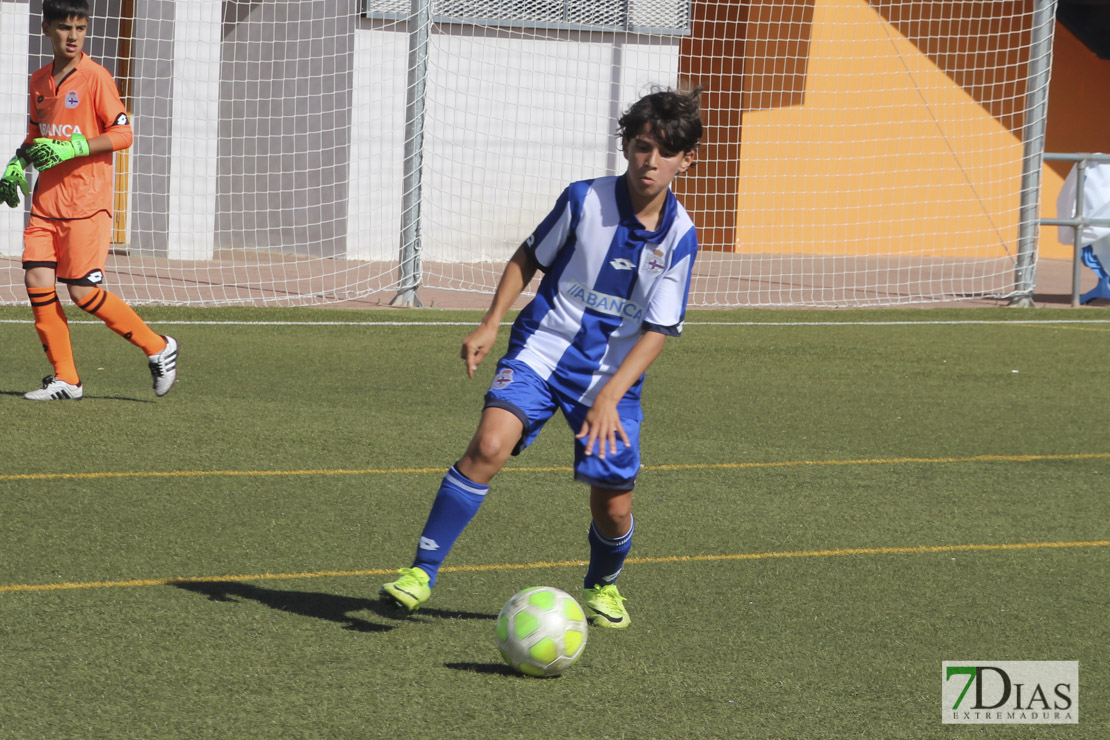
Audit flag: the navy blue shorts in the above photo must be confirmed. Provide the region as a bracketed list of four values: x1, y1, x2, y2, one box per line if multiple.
[484, 358, 642, 491]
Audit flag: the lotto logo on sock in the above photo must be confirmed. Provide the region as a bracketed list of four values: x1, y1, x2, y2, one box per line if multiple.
[418, 536, 440, 551]
[942, 661, 1077, 724]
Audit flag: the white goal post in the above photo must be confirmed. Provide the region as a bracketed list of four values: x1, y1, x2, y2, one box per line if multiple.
[0, 0, 1057, 307]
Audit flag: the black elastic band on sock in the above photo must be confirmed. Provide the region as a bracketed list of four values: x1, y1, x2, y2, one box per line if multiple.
[28, 290, 59, 307]
[77, 287, 107, 315]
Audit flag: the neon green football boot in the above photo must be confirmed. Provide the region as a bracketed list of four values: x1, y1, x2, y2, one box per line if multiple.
[582, 583, 630, 629]
[380, 567, 432, 613]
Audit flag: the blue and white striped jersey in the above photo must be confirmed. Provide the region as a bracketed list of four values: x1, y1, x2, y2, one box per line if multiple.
[505, 175, 698, 405]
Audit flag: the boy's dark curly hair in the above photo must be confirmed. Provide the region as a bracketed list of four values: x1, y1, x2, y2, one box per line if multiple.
[43, 0, 90, 24]
[618, 87, 704, 153]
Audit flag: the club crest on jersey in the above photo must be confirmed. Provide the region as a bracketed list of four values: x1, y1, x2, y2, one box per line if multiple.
[491, 367, 514, 390]
[641, 248, 666, 276]
[65, 91, 79, 108]
[609, 257, 636, 271]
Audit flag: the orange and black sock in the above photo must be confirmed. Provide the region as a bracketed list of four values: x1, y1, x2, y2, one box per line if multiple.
[27, 287, 79, 384]
[76, 287, 166, 356]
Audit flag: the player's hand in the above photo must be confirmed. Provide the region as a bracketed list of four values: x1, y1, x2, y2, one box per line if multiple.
[461, 323, 499, 378]
[0, 155, 30, 208]
[27, 133, 90, 171]
[576, 397, 629, 459]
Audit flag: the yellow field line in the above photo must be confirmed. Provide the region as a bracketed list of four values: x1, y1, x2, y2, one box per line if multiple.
[647, 452, 1110, 472]
[0, 467, 449, 482]
[2, 451, 1108, 483]
[2, 540, 1107, 594]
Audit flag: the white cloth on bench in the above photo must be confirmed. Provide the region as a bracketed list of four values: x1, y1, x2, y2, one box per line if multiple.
[1058, 159, 1110, 267]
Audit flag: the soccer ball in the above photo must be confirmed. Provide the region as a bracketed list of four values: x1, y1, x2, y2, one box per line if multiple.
[496, 586, 588, 677]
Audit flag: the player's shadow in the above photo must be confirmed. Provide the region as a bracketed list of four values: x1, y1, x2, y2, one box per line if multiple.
[445, 662, 521, 677]
[0, 388, 154, 403]
[172, 580, 494, 632]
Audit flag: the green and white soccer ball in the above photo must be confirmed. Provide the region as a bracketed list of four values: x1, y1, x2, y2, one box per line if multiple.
[496, 586, 588, 677]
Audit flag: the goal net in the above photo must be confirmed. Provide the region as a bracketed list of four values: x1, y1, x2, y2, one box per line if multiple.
[0, 1, 1055, 307]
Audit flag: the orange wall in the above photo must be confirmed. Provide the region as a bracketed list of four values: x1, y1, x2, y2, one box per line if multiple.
[676, 2, 746, 250]
[677, 1, 1101, 262]
[736, 0, 1029, 258]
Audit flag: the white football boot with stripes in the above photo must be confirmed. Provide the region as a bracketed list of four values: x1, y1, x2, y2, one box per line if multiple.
[24, 375, 83, 401]
[148, 335, 179, 397]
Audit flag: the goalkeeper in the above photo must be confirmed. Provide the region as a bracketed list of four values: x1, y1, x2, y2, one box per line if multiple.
[2, 0, 177, 401]
[381, 87, 703, 629]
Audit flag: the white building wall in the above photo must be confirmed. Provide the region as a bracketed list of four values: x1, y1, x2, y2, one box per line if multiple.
[166, 0, 221, 260]
[347, 28, 407, 262]
[1, 0, 30, 258]
[2, 6, 679, 265]
[351, 29, 680, 263]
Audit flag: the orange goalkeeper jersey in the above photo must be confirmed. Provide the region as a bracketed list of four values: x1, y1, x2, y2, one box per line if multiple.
[26, 53, 133, 220]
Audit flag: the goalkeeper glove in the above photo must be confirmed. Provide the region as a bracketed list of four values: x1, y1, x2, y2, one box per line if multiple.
[27, 132, 90, 171]
[0, 155, 30, 209]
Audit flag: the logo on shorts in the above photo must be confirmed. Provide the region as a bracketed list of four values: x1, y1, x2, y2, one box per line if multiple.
[65, 91, 79, 109]
[114, 112, 129, 127]
[491, 368, 514, 390]
[86, 270, 104, 284]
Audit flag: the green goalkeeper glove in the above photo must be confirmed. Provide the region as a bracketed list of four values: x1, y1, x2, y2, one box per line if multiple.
[27, 132, 90, 171]
[0, 154, 30, 208]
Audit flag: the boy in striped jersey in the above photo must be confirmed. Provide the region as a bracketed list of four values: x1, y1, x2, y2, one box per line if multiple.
[382, 88, 703, 628]
[0, 0, 177, 401]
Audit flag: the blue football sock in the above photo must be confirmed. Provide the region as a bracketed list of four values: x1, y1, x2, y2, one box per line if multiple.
[411, 465, 488, 586]
[584, 516, 634, 589]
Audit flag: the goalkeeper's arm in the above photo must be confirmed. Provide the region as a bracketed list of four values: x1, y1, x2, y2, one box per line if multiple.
[26, 132, 91, 171]
[0, 152, 30, 209]
[26, 126, 132, 172]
